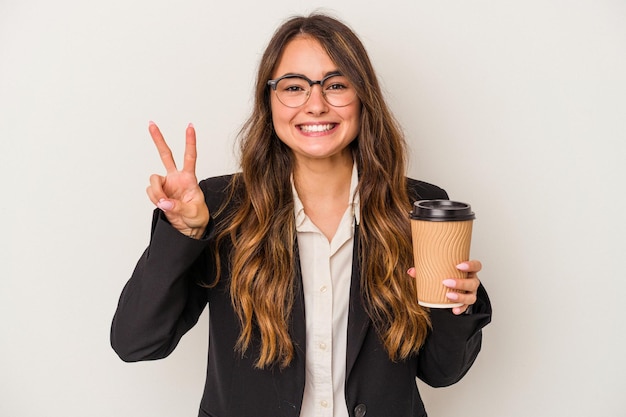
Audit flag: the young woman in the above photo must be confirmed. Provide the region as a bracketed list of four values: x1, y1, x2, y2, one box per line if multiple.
[111, 13, 491, 417]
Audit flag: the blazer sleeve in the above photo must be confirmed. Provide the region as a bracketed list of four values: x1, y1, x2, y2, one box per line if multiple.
[406, 176, 493, 386]
[416, 283, 492, 387]
[110, 210, 212, 362]
[111, 176, 234, 362]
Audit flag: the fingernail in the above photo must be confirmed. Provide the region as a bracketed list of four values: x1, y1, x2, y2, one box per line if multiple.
[442, 279, 457, 288]
[188, 122, 194, 128]
[157, 198, 174, 211]
[149, 121, 156, 126]
[446, 292, 459, 301]
[452, 307, 463, 315]
[456, 263, 470, 271]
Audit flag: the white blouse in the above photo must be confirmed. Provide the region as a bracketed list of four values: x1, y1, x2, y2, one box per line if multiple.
[293, 163, 360, 417]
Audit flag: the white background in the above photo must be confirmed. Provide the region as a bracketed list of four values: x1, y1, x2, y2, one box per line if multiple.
[1, 0, 625, 416]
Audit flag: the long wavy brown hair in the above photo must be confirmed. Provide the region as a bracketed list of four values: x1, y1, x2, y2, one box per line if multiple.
[213, 13, 430, 369]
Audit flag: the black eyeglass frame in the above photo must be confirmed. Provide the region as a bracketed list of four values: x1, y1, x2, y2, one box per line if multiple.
[266, 72, 357, 108]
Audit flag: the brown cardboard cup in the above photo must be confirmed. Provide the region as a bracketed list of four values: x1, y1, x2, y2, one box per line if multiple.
[410, 200, 475, 308]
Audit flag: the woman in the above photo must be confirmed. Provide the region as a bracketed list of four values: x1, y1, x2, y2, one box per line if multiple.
[111, 13, 491, 417]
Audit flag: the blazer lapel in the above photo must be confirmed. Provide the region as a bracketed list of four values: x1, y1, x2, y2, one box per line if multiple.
[346, 224, 371, 379]
[290, 244, 307, 362]
[271, 242, 307, 417]
[287, 226, 371, 396]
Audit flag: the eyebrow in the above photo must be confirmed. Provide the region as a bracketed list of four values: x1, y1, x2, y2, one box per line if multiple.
[275, 71, 342, 79]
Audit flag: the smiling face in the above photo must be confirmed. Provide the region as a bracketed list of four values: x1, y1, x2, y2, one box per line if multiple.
[270, 36, 361, 166]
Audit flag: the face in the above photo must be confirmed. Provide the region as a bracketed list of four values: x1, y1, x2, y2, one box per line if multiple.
[270, 36, 361, 166]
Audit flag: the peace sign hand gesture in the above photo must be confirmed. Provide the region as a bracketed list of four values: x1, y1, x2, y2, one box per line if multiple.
[146, 122, 209, 239]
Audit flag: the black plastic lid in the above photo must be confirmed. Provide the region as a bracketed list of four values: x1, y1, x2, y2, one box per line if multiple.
[410, 199, 475, 221]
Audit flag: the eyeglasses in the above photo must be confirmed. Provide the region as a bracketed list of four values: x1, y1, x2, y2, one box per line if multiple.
[267, 72, 357, 108]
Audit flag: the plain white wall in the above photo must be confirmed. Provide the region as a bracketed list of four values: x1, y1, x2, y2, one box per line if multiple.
[1, 0, 624, 416]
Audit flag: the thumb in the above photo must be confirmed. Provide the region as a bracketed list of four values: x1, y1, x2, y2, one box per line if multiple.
[156, 198, 175, 212]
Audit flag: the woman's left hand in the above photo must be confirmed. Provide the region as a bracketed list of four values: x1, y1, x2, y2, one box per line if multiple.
[443, 260, 482, 315]
[408, 260, 482, 315]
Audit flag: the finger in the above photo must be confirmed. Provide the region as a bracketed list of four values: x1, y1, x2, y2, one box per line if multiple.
[147, 183, 176, 212]
[452, 305, 469, 315]
[182, 123, 197, 174]
[148, 174, 168, 203]
[149, 121, 178, 173]
[146, 185, 158, 205]
[443, 276, 480, 292]
[446, 288, 478, 304]
[456, 260, 482, 273]
[157, 198, 175, 212]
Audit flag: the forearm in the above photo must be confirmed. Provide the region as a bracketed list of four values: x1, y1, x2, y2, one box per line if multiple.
[110, 210, 211, 362]
[416, 284, 492, 387]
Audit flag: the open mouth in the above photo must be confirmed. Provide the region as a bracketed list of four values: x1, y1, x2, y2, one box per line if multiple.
[298, 123, 337, 133]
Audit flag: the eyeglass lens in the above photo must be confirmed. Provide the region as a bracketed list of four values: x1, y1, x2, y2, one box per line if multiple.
[274, 75, 356, 108]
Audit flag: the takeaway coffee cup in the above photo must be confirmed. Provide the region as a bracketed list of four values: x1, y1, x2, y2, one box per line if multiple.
[409, 200, 475, 308]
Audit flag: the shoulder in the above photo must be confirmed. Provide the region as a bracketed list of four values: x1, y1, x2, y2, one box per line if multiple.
[200, 174, 237, 193]
[405, 177, 449, 201]
[199, 174, 242, 213]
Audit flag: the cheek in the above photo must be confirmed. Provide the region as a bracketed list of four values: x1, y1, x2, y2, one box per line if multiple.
[270, 99, 297, 130]
[343, 100, 361, 120]
[269, 99, 282, 126]
[270, 102, 291, 141]
[345, 105, 362, 136]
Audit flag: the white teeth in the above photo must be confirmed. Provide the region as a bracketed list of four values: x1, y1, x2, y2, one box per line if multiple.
[300, 124, 335, 133]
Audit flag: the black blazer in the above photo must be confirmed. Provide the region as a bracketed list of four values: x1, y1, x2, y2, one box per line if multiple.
[111, 175, 492, 417]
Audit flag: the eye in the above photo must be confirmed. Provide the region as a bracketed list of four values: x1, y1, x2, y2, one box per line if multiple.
[324, 76, 351, 92]
[284, 85, 306, 92]
[277, 77, 309, 94]
[326, 83, 347, 91]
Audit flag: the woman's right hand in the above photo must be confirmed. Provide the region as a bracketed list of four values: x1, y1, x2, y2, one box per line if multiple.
[146, 121, 209, 239]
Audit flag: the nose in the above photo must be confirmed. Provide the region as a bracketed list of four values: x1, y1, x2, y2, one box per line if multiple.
[304, 84, 328, 114]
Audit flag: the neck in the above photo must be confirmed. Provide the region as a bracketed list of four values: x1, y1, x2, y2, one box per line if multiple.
[292, 152, 354, 241]
[293, 153, 353, 201]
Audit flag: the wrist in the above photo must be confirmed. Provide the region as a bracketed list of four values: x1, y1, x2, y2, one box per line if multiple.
[186, 226, 206, 239]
